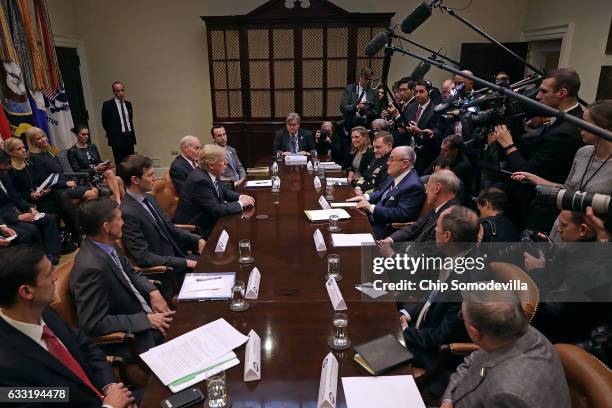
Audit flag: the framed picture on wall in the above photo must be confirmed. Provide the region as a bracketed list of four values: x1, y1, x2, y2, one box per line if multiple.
[596, 66, 612, 100]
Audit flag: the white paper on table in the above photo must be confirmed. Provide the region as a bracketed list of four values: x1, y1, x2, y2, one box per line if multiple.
[177, 272, 235, 301]
[326, 177, 349, 186]
[317, 353, 338, 408]
[245, 267, 261, 299]
[245, 180, 272, 188]
[305, 209, 351, 222]
[331, 233, 375, 247]
[319, 196, 331, 209]
[313, 228, 327, 252]
[285, 155, 307, 165]
[326, 277, 347, 311]
[341, 375, 426, 408]
[215, 230, 229, 253]
[140, 318, 249, 386]
[319, 162, 342, 170]
[355, 282, 388, 299]
[34, 212, 46, 220]
[330, 202, 358, 208]
[314, 176, 322, 189]
[168, 352, 239, 393]
[307, 161, 313, 171]
[243, 330, 261, 381]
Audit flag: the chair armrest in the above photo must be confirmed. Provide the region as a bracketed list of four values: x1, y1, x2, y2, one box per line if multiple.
[448, 343, 480, 355]
[391, 222, 414, 229]
[94, 332, 150, 374]
[174, 224, 196, 232]
[134, 265, 172, 274]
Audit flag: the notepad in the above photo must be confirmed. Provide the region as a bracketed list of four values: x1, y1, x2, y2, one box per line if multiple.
[341, 376, 425, 408]
[177, 272, 235, 301]
[245, 180, 272, 188]
[352, 334, 413, 375]
[330, 233, 375, 247]
[319, 162, 342, 171]
[304, 209, 351, 222]
[326, 177, 349, 186]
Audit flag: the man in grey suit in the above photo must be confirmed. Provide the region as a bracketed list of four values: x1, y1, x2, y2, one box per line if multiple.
[70, 198, 175, 362]
[211, 125, 246, 189]
[441, 290, 571, 408]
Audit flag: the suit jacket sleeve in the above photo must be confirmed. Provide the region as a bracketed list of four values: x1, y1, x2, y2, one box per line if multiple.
[151, 197, 201, 248]
[71, 265, 151, 336]
[273, 130, 284, 154]
[121, 210, 188, 269]
[101, 101, 111, 134]
[192, 179, 242, 218]
[340, 84, 356, 115]
[442, 348, 481, 400]
[371, 184, 424, 223]
[390, 214, 427, 242]
[231, 148, 247, 179]
[302, 130, 315, 152]
[119, 253, 157, 296]
[403, 302, 464, 350]
[169, 161, 187, 195]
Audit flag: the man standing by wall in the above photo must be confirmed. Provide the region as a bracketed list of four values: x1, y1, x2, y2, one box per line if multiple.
[102, 81, 136, 164]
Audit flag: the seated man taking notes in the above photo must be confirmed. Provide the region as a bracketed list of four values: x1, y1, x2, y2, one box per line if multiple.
[174, 144, 255, 239]
[348, 146, 425, 239]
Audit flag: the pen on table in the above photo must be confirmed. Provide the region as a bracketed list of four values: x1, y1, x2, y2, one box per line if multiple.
[188, 288, 222, 292]
[195, 277, 223, 282]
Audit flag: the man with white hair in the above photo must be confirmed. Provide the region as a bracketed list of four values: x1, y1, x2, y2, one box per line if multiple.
[174, 145, 255, 238]
[169, 135, 201, 194]
[348, 146, 425, 239]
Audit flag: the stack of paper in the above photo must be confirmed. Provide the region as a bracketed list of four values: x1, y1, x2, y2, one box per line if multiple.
[341, 376, 425, 408]
[319, 162, 342, 171]
[285, 155, 307, 165]
[177, 272, 235, 301]
[331, 233, 375, 247]
[326, 177, 349, 186]
[247, 167, 270, 175]
[304, 209, 351, 222]
[140, 318, 249, 392]
[245, 180, 273, 188]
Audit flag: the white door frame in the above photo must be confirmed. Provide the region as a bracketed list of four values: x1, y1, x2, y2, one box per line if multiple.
[53, 34, 100, 146]
[523, 23, 574, 68]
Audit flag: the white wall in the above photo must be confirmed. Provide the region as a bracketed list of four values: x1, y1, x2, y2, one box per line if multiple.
[46, 0, 532, 165]
[523, 0, 612, 102]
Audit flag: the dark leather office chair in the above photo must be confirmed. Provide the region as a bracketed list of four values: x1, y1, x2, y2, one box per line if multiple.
[50, 259, 151, 388]
[554, 343, 612, 408]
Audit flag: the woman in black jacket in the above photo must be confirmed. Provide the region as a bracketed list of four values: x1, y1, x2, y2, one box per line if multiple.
[344, 126, 374, 185]
[67, 124, 124, 203]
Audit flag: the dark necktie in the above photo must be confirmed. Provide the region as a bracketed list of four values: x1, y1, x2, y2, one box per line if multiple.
[290, 134, 298, 153]
[119, 101, 129, 133]
[110, 249, 153, 314]
[213, 178, 222, 200]
[143, 197, 185, 257]
[415, 105, 423, 124]
[42, 325, 103, 400]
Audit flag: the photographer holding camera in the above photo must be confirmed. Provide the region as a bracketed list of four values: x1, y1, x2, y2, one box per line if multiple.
[494, 68, 584, 231]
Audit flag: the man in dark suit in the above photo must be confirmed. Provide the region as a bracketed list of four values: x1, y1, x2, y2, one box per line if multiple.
[0, 245, 134, 407]
[442, 290, 571, 408]
[169, 135, 201, 195]
[494, 68, 584, 231]
[102, 81, 136, 164]
[212, 125, 247, 189]
[174, 144, 255, 239]
[119, 155, 205, 276]
[399, 206, 481, 369]
[348, 146, 425, 239]
[273, 113, 315, 156]
[340, 67, 381, 134]
[382, 169, 461, 244]
[404, 80, 441, 174]
[71, 198, 175, 362]
[385, 77, 416, 147]
[0, 150, 62, 261]
[353, 131, 393, 194]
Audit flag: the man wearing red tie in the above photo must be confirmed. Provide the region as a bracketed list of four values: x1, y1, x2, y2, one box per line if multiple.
[102, 81, 136, 164]
[0, 245, 135, 407]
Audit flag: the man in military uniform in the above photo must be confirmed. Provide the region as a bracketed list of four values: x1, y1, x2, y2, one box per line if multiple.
[354, 131, 393, 194]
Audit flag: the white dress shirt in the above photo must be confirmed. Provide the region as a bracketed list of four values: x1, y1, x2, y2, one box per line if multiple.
[114, 97, 132, 132]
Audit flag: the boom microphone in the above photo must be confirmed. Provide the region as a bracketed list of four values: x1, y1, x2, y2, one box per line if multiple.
[400, 0, 439, 34]
[364, 31, 390, 57]
[410, 61, 431, 80]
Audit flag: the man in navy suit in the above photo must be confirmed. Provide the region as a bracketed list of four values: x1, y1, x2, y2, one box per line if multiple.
[0, 245, 134, 407]
[169, 135, 201, 194]
[174, 144, 255, 239]
[102, 81, 136, 164]
[272, 113, 315, 156]
[348, 146, 425, 239]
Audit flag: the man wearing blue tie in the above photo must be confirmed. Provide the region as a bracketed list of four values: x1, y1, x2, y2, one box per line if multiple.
[211, 125, 246, 189]
[348, 146, 425, 239]
[273, 113, 315, 156]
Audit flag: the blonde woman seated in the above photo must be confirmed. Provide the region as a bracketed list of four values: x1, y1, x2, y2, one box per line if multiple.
[67, 124, 124, 204]
[25, 127, 98, 201]
[343, 126, 374, 185]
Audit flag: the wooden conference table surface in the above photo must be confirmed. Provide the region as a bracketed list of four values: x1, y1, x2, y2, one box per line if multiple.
[142, 162, 419, 407]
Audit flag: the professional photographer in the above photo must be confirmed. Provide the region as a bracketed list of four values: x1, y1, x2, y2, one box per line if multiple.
[512, 99, 612, 239]
[494, 68, 584, 231]
[314, 121, 335, 157]
[524, 210, 610, 347]
[339, 67, 381, 137]
[383, 77, 416, 146]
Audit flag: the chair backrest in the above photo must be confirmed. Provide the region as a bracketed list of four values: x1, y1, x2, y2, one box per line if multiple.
[58, 149, 75, 173]
[489, 262, 539, 322]
[554, 343, 612, 408]
[152, 170, 179, 219]
[49, 259, 78, 328]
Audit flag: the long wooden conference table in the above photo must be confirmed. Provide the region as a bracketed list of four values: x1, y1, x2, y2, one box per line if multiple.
[142, 162, 422, 407]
